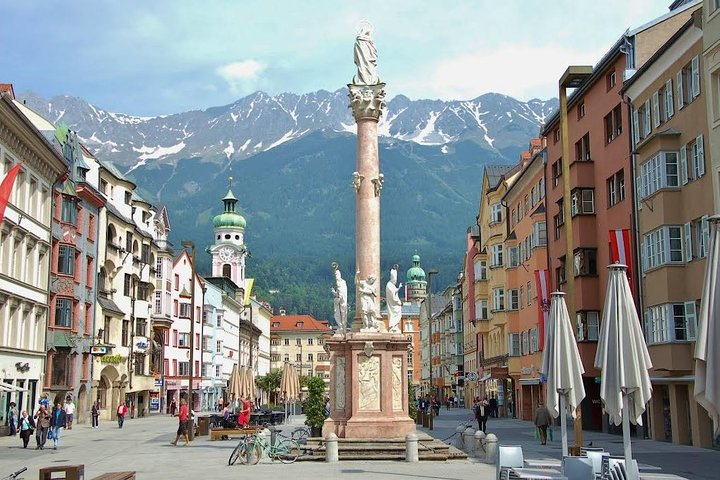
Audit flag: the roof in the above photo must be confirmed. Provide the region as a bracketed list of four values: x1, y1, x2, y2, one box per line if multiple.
[97, 296, 124, 315]
[270, 314, 332, 332]
[485, 165, 513, 189]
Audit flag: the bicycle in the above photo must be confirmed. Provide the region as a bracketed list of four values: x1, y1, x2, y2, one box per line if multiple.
[234, 432, 301, 465]
[1, 467, 27, 480]
[290, 426, 309, 444]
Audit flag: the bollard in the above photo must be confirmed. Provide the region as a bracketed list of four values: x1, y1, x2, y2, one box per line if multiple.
[484, 433, 498, 464]
[405, 432, 419, 462]
[455, 425, 467, 450]
[325, 433, 339, 463]
[463, 427, 476, 457]
[474, 430, 486, 458]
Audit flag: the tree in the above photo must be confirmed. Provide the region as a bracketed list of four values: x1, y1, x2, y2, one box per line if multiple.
[303, 376, 327, 436]
[256, 369, 282, 406]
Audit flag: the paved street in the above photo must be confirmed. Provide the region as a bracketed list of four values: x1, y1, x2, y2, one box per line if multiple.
[0, 408, 717, 479]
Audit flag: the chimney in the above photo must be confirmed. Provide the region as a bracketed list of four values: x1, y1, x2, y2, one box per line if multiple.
[0, 84, 16, 99]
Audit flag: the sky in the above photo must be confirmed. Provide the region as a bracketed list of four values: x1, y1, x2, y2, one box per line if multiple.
[1, 0, 680, 117]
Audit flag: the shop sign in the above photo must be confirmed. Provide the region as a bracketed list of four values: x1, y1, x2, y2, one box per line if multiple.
[100, 354, 124, 365]
[90, 346, 108, 356]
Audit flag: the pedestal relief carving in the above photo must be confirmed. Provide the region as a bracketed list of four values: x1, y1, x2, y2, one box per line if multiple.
[336, 357, 346, 409]
[392, 357, 402, 411]
[358, 355, 380, 411]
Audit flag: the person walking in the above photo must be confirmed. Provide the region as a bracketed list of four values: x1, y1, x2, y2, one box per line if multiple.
[116, 401, 128, 428]
[91, 401, 100, 429]
[7, 401, 17, 436]
[49, 402, 66, 450]
[474, 397, 489, 433]
[169, 398, 177, 416]
[489, 394, 498, 418]
[170, 399, 190, 446]
[34, 404, 50, 450]
[64, 399, 75, 430]
[534, 401, 553, 445]
[18, 410, 33, 448]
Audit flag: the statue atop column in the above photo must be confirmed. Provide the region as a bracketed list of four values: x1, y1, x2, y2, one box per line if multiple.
[331, 262, 348, 336]
[386, 264, 403, 333]
[353, 21, 380, 86]
[356, 270, 381, 332]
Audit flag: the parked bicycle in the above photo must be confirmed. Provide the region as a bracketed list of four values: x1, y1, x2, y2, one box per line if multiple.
[229, 431, 300, 465]
[291, 426, 309, 444]
[1, 467, 27, 480]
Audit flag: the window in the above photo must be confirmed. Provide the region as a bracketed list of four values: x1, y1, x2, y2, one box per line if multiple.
[507, 246, 519, 268]
[296, 338, 302, 346]
[665, 79, 674, 119]
[645, 302, 697, 345]
[574, 133, 590, 162]
[490, 203, 502, 224]
[637, 152, 679, 199]
[135, 318, 146, 336]
[51, 349, 71, 386]
[122, 320, 130, 346]
[178, 362, 189, 376]
[691, 135, 706, 180]
[576, 311, 600, 341]
[652, 90, 661, 128]
[519, 287, 524, 309]
[296, 354, 302, 362]
[642, 226, 684, 271]
[573, 249, 597, 276]
[552, 159, 562, 187]
[604, 104, 622, 143]
[607, 170, 625, 207]
[60, 196, 77, 224]
[307, 338, 314, 345]
[492, 288, 505, 311]
[532, 222, 547, 248]
[554, 200, 564, 240]
[179, 303, 190, 318]
[508, 333, 521, 356]
[474, 260, 488, 281]
[216, 340, 222, 353]
[124, 191, 132, 205]
[284, 338, 290, 346]
[284, 354, 289, 362]
[307, 353, 313, 362]
[178, 333, 190, 348]
[553, 128, 560, 144]
[577, 101, 585, 120]
[475, 299, 489, 320]
[571, 189, 594, 215]
[271, 338, 280, 346]
[527, 281, 532, 305]
[58, 245, 75, 275]
[54, 298, 73, 327]
[607, 71, 616, 90]
[697, 216, 710, 258]
[491, 244, 503, 267]
[556, 258, 566, 285]
[216, 314, 223, 328]
[677, 55, 701, 110]
[508, 289, 519, 310]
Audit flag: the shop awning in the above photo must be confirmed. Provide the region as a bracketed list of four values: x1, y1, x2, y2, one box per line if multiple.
[649, 375, 695, 384]
[478, 373, 491, 382]
[519, 378, 541, 385]
[0, 383, 28, 393]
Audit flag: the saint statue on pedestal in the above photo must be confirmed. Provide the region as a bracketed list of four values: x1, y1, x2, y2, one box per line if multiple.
[356, 270, 380, 332]
[331, 262, 348, 335]
[353, 21, 380, 86]
[386, 265, 403, 333]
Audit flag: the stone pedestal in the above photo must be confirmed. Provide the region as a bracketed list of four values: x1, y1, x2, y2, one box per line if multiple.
[322, 332, 415, 438]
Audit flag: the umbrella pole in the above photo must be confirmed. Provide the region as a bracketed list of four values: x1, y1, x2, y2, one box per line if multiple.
[559, 394, 568, 457]
[622, 394, 636, 480]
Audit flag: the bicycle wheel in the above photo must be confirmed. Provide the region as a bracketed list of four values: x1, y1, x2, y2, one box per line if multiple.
[292, 427, 309, 444]
[228, 442, 244, 466]
[245, 441, 262, 465]
[275, 439, 300, 464]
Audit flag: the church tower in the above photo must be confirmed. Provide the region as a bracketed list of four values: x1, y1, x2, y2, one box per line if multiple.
[405, 254, 427, 303]
[209, 179, 247, 287]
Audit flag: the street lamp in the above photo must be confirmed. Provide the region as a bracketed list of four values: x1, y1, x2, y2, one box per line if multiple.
[559, 65, 592, 452]
[181, 240, 196, 440]
[427, 268, 438, 430]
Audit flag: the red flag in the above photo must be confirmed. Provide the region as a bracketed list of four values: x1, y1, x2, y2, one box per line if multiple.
[0, 163, 22, 224]
[609, 229, 635, 297]
[534, 269, 551, 350]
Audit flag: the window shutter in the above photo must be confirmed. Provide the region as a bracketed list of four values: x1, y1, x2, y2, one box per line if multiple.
[685, 301, 697, 340]
[696, 134, 705, 177]
[644, 310, 652, 343]
[691, 55, 700, 98]
[680, 146, 688, 185]
[665, 79, 674, 118]
[702, 215, 710, 258]
[643, 99, 651, 136]
[632, 109, 640, 146]
[640, 241, 647, 273]
[684, 222, 692, 262]
[677, 70, 684, 109]
[636, 174, 644, 204]
[652, 91, 660, 127]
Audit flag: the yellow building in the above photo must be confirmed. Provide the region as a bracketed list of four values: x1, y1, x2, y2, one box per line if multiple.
[269, 313, 332, 388]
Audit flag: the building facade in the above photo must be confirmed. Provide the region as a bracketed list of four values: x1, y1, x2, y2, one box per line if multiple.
[703, 0, 720, 211]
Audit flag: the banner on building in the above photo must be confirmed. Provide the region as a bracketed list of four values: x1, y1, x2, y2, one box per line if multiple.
[534, 269, 551, 350]
[0, 162, 23, 224]
[609, 229, 635, 296]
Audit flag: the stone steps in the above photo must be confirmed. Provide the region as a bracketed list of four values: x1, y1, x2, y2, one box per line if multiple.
[297, 435, 467, 462]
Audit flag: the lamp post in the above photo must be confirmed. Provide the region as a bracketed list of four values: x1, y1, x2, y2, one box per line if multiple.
[427, 268, 438, 430]
[181, 240, 196, 440]
[559, 66, 592, 452]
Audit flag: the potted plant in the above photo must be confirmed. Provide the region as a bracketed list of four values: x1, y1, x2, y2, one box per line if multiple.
[303, 376, 326, 437]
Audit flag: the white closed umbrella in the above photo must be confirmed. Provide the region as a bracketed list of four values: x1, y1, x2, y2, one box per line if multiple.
[595, 264, 652, 480]
[694, 216, 720, 437]
[540, 291, 586, 457]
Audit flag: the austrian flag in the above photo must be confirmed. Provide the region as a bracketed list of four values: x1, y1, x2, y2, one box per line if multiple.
[609, 229, 635, 296]
[0, 162, 23, 224]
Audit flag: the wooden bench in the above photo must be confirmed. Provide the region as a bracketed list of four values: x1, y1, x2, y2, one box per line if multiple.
[91, 473, 136, 480]
[39, 465, 85, 480]
[210, 427, 259, 441]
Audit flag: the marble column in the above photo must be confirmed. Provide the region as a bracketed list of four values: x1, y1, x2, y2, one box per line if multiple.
[349, 83, 386, 331]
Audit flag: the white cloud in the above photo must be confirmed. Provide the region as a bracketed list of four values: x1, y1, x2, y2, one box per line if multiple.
[216, 60, 267, 94]
[397, 43, 609, 102]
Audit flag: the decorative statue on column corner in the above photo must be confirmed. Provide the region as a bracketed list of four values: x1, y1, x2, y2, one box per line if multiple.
[353, 21, 380, 86]
[356, 269, 381, 332]
[386, 264, 403, 333]
[331, 262, 348, 336]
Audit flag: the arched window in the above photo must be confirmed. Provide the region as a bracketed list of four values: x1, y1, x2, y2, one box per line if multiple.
[222, 264, 231, 278]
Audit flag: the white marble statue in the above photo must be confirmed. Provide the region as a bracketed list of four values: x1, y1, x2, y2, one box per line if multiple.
[356, 270, 380, 332]
[386, 265, 403, 333]
[331, 263, 348, 335]
[353, 21, 380, 86]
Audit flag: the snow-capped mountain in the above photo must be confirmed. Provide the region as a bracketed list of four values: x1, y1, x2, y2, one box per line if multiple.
[18, 89, 557, 170]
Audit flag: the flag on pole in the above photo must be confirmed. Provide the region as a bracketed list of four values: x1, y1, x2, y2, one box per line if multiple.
[535, 269, 551, 350]
[0, 163, 22, 224]
[609, 229, 635, 297]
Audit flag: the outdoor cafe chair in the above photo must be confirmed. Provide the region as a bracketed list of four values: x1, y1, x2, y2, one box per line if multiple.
[497, 445, 525, 480]
[584, 451, 609, 478]
[562, 456, 594, 480]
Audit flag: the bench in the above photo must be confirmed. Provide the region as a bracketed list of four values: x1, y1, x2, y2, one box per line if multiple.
[210, 427, 259, 441]
[91, 473, 136, 480]
[39, 465, 85, 480]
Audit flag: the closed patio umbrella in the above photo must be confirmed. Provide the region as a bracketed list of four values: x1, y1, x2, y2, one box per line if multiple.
[540, 291, 585, 457]
[694, 215, 720, 437]
[594, 264, 652, 480]
[240, 366, 256, 401]
[228, 364, 242, 401]
[280, 362, 300, 422]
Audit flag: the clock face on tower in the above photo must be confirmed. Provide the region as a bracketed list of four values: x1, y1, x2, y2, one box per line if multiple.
[218, 246, 234, 262]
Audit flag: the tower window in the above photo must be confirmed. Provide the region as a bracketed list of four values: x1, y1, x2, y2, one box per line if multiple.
[224, 234, 231, 239]
[216, 234, 220, 240]
[235, 235, 240, 240]
[223, 264, 231, 278]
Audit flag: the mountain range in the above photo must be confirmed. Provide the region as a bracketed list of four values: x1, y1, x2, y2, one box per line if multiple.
[19, 89, 557, 320]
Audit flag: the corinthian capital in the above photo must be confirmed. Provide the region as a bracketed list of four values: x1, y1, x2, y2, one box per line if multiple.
[348, 83, 386, 121]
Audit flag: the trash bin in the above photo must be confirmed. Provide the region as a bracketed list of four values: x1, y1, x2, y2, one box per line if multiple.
[198, 416, 210, 436]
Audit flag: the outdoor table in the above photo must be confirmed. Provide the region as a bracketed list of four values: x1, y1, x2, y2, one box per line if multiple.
[524, 459, 562, 469]
[509, 467, 568, 479]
